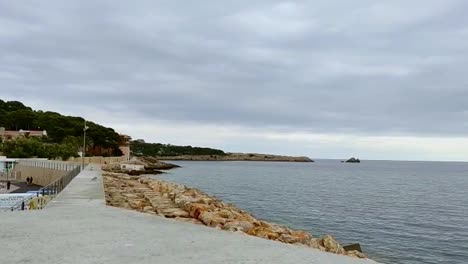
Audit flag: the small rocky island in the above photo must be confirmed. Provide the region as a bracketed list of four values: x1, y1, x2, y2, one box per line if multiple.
[345, 157, 361, 163]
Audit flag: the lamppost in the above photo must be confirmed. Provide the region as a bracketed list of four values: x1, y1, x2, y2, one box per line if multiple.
[82, 120, 89, 169]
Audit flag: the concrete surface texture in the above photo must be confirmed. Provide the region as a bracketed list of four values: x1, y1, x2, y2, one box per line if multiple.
[0, 165, 378, 264]
[0, 182, 19, 193]
[13, 164, 68, 186]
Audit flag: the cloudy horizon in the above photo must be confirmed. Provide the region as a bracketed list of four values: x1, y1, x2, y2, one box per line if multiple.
[2, 1, 468, 161]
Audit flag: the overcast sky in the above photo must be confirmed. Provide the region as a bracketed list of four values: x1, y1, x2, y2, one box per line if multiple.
[1, 1, 468, 161]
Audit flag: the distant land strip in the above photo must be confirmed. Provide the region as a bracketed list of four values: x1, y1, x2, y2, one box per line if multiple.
[153, 153, 314, 162]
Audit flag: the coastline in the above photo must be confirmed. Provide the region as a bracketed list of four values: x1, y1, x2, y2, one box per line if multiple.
[153, 153, 314, 162]
[102, 159, 367, 259]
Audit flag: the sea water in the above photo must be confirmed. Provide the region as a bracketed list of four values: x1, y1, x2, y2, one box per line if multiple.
[154, 160, 468, 264]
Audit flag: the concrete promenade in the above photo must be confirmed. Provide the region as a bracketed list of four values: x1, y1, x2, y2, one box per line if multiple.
[0, 165, 378, 264]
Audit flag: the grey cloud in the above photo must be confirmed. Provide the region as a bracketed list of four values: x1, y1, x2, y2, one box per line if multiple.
[1, 0, 468, 138]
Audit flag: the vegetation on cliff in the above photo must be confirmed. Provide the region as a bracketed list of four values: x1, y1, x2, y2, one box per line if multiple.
[0, 137, 78, 159]
[131, 141, 226, 157]
[155, 153, 314, 162]
[131, 142, 313, 162]
[0, 99, 122, 158]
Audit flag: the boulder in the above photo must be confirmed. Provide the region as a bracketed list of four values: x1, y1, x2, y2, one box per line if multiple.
[278, 234, 300, 244]
[198, 211, 227, 227]
[222, 220, 254, 232]
[347, 250, 367, 258]
[247, 227, 280, 240]
[159, 208, 190, 218]
[290, 230, 314, 244]
[319, 235, 346, 254]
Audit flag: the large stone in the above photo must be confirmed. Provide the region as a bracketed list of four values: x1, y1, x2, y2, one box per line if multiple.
[320, 235, 346, 254]
[278, 234, 300, 244]
[347, 250, 367, 258]
[159, 208, 190, 218]
[187, 204, 211, 218]
[247, 227, 280, 240]
[128, 199, 146, 209]
[216, 209, 238, 219]
[222, 220, 254, 232]
[198, 212, 227, 227]
[290, 230, 313, 244]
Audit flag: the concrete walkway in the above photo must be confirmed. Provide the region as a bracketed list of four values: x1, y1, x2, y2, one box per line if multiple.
[0, 182, 42, 194]
[0, 183, 19, 193]
[0, 165, 378, 264]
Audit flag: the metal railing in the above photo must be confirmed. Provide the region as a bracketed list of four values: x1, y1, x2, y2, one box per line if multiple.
[18, 159, 80, 171]
[8, 165, 82, 211]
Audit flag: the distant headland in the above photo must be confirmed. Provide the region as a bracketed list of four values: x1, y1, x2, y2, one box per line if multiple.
[154, 153, 314, 162]
[131, 141, 313, 162]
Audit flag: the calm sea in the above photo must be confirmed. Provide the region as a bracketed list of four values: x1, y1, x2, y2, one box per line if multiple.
[152, 160, 468, 264]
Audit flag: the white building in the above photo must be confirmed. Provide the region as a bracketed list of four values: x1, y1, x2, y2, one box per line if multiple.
[0, 156, 18, 178]
[120, 160, 145, 171]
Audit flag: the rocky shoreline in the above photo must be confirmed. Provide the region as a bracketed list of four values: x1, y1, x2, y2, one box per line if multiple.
[154, 153, 314, 162]
[102, 161, 366, 259]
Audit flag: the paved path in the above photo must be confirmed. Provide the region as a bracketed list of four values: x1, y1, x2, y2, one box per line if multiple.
[0, 183, 19, 193]
[0, 182, 41, 194]
[0, 165, 378, 264]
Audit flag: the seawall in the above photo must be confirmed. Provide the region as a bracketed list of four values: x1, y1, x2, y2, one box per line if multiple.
[0, 165, 378, 264]
[12, 160, 80, 186]
[11, 157, 125, 187]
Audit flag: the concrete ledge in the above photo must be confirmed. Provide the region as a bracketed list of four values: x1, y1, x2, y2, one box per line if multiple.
[0, 165, 377, 264]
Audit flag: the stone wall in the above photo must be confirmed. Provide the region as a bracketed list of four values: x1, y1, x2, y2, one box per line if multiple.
[67, 156, 126, 164]
[12, 160, 80, 187]
[13, 165, 67, 186]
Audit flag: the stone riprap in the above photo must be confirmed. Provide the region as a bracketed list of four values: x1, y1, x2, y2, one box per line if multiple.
[103, 171, 366, 259]
[102, 158, 180, 176]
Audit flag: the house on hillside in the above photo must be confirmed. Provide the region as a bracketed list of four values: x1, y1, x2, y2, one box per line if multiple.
[0, 127, 47, 140]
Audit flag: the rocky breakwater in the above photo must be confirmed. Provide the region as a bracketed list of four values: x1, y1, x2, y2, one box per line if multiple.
[102, 171, 367, 259]
[103, 158, 180, 176]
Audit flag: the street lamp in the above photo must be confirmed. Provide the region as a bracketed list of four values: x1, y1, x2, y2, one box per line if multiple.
[82, 120, 89, 169]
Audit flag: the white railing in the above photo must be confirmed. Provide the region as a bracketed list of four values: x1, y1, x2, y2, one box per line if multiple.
[17, 160, 81, 171]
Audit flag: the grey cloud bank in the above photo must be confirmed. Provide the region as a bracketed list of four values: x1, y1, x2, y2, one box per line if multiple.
[1, 0, 468, 160]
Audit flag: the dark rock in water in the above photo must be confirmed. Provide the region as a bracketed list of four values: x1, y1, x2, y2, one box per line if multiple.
[343, 243, 363, 253]
[345, 157, 361, 163]
[127, 169, 164, 176]
[137, 156, 181, 170]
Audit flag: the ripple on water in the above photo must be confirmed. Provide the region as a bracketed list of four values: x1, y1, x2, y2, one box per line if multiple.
[156, 160, 468, 264]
